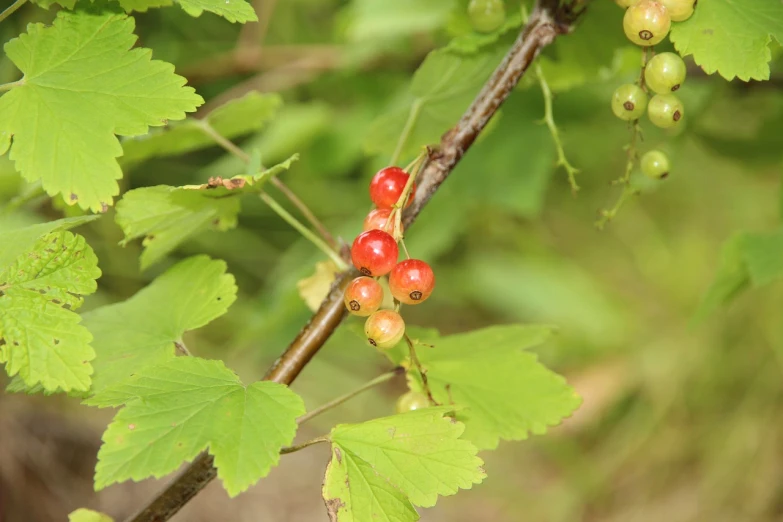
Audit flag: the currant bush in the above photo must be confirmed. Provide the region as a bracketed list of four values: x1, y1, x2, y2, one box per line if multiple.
[351, 230, 399, 276]
[647, 93, 684, 128]
[388, 259, 435, 305]
[344, 276, 384, 316]
[364, 310, 406, 349]
[623, 0, 671, 46]
[395, 391, 430, 413]
[369, 167, 415, 209]
[612, 84, 648, 121]
[467, 0, 506, 33]
[641, 150, 671, 179]
[645, 52, 687, 94]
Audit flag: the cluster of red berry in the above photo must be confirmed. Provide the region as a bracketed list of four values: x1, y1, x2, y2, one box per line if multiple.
[344, 166, 435, 349]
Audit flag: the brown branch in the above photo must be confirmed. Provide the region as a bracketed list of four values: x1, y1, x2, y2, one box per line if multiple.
[124, 2, 574, 521]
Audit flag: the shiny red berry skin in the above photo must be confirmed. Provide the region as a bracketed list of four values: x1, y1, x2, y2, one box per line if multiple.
[369, 167, 416, 209]
[388, 259, 435, 305]
[363, 208, 394, 232]
[351, 230, 399, 276]
[344, 276, 384, 316]
[364, 310, 405, 349]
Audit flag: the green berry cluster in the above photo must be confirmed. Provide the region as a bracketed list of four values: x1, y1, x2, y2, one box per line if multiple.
[611, 0, 696, 180]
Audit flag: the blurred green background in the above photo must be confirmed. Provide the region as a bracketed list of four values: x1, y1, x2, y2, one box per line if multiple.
[2, 0, 783, 521]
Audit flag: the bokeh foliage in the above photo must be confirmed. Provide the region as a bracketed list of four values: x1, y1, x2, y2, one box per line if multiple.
[1, 0, 783, 520]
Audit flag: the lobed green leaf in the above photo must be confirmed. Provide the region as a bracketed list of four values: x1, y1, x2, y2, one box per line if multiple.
[670, 0, 783, 81]
[405, 325, 581, 449]
[87, 357, 305, 496]
[0, 9, 203, 212]
[323, 407, 484, 520]
[84, 255, 237, 394]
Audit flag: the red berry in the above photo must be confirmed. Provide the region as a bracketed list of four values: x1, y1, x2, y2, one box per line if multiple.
[344, 276, 384, 316]
[388, 259, 435, 305]
[369, 167, 416, 209]
[364, 310, 405, 349]
[351, 230, 399, 276]
[363, 208, 394, 232]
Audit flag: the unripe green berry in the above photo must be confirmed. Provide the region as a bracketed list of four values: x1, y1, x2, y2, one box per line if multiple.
[647, 93, 684, 128]
[468, 0, 505, 33]
[623, 0, 671, 46]
[645, 52, 687, 94]
[395, 391, 430, 413]
[641, 150, 671, 179]
[612, 83, 648, 121]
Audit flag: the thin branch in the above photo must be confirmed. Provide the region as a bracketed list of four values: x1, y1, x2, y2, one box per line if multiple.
[0, 0, 27, 24]
[125, 4, 574, 521]
[260, 192, 348, 271]
[535, 62, 580, 193]
[390, 99, 423, 167]
[269, 177, 339, 250]
[297, 368, 403, 426]
[197, 120, 340, 251]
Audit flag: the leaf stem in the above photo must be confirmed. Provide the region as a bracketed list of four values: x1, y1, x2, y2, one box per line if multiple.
[279, 435, 330, 454]
[535, 62, 579, 193]
[269, 177, 339, 250]
[0, 79, 24, 93]
[198, 120, 342, 255]
[390, 98, 423, 167]
[0, 0, 27, 24]
[405, 335, 438, 406]
[259, 191, 348, 270]
[297, 368, 402, 426]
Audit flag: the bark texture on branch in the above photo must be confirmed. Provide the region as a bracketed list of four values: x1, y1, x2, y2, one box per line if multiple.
[125, 2, 574, 521]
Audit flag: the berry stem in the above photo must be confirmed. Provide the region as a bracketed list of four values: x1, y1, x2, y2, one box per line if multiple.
[296, 368, 403, 426]
[597, 46, 653, 230]
[405, 334, 439, 406]
[391, 150, 428, 241]
[0, 0, 27, 24]
[260, 192, 349, 270]
[535, 62, 580, 194]
[399, 237, 411, 259]
[197, 120, 341, 253]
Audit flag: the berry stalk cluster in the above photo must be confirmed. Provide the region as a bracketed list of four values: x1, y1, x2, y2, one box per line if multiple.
[344, 163, 436, 350]
[612, 0, 695, 181]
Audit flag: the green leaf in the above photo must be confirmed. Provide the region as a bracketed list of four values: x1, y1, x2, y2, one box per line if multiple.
[0, 10, 203, 212]
[87, 357, 305, 496]
[343, 0, 453, 43]
[0, 229, 99, 393]
[407, 325, 581, 450]
[364, 48, 504, 160]
[121, 92, 281, 165]
[176, 0, 257, 23]
[115, 155, 298, 269]
[694, 234, 750, 322]
[323, 447, 419, 522]
[30, 0, 254, 22]
[0, 231, 101, 310]
[68, 508, 113, 522]
[740, 229, 783, 287]
[670, 0, 783, 81]
[0, 215, 99, 269]
[84, 255, 237, 394]
[0, 290, 94, 392]
[323, 407, 484, 521]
